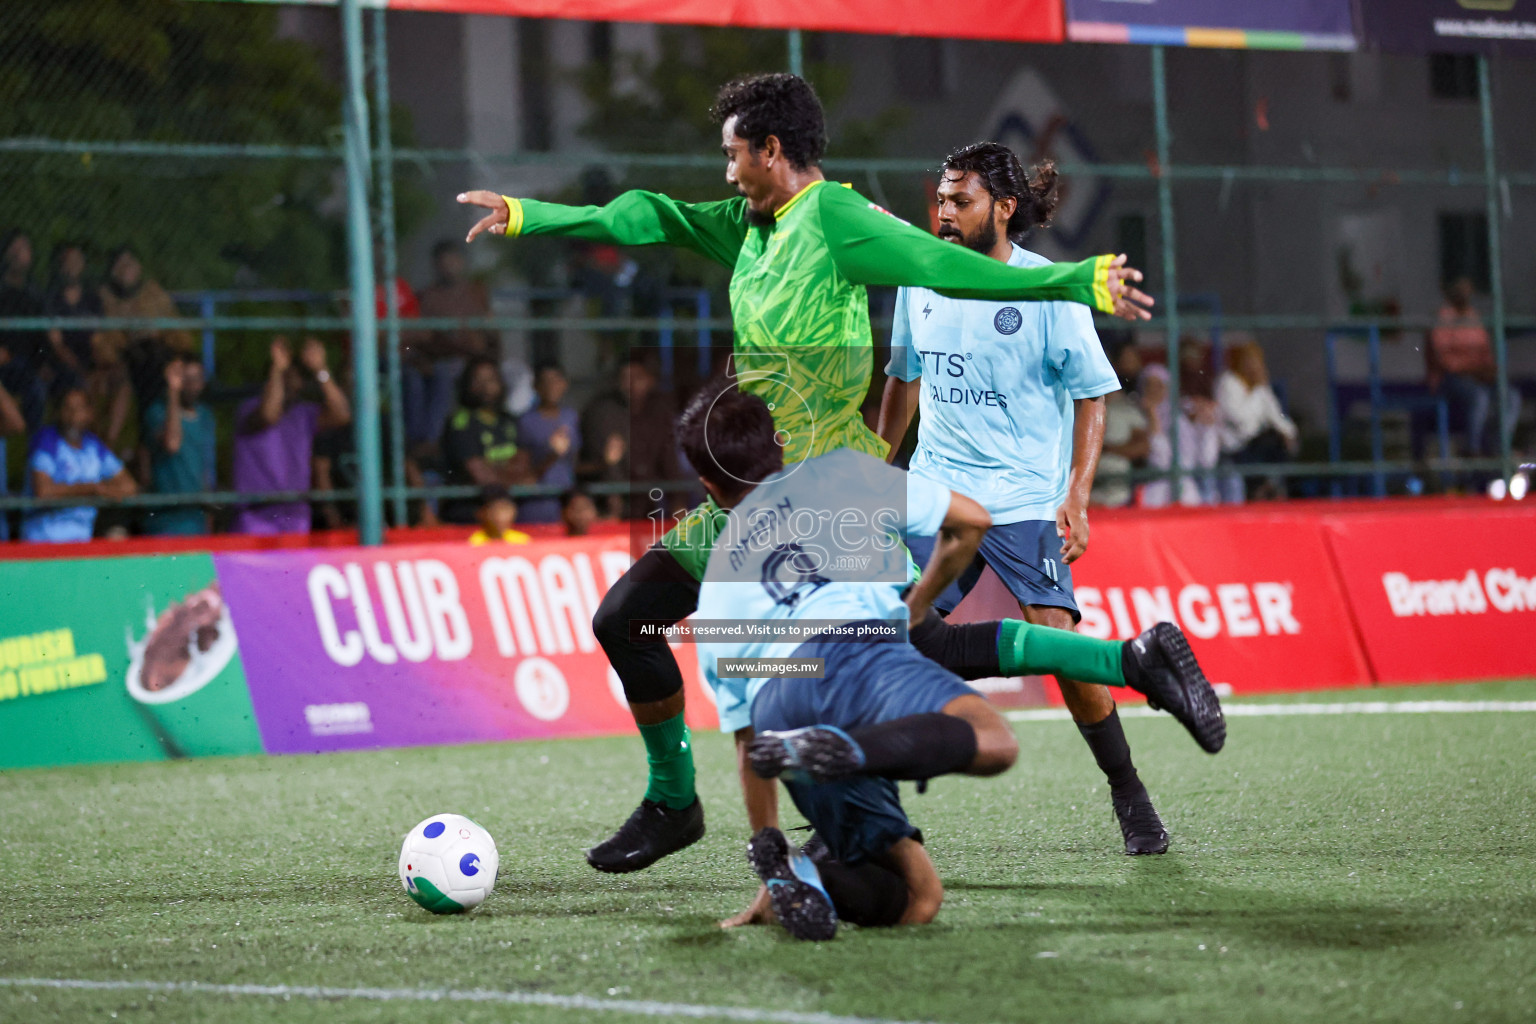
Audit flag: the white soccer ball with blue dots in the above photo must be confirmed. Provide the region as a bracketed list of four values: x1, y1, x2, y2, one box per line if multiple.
[398, 814, 499, 914]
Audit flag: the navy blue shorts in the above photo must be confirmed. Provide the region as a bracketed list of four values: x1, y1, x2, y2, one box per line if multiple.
[750, 625, 977, 864]
[906, 520, 1078, 622]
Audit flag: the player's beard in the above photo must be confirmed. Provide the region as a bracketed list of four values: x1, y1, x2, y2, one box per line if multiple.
[937, 199, 999, 254]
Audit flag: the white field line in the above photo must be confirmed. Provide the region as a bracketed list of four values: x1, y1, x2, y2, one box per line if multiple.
[1006, 700, 1536, 722]
[0, 977, 942, 1024]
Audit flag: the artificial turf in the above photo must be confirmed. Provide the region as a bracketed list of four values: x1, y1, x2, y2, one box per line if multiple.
[2, 680, 1533, 1024]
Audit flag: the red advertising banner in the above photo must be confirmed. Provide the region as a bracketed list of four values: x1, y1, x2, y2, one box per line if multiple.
[1063, 512, 1373, 694]
[255, 0, 1065, 43]
[216, 536, 718, 755]
[1323, 507, 1536, 683]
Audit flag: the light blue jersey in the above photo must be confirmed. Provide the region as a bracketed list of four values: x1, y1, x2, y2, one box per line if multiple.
[696, 448, 951, 733]
[887, 244, 1120, 524]
[22, 427, 124, 543]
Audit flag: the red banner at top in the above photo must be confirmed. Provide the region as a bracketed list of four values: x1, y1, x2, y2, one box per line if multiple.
[340, 0, 1065, 42]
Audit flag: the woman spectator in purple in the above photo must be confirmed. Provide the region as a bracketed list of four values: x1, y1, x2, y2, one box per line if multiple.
[232, 336, 351, 535]
[516, 364, 581, 524]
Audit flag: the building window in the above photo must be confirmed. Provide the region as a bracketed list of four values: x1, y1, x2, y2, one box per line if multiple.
[1429, 53, 1479, 101]
[1438, 212, 1490, 292]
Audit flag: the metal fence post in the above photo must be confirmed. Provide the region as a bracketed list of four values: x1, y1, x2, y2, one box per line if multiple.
[1152, 46, 1182, 500]
[1479, 55, 1511, 484]
[788, 29, 804, 78]
[373, 6, 408, 528]
[341, 0, 383, 545]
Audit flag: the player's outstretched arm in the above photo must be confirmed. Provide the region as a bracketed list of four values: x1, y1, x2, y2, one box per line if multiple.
[818, 188, 1153, 320]
[458, 189, 750, 268]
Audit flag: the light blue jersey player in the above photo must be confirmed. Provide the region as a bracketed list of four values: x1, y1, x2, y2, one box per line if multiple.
[876, 143, 1172, 856]
[677, 380, 1224, 940]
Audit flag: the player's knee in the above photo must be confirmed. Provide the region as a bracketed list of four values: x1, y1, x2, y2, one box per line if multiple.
[591, 583, 631, 652]
[903, 884, 944, 925]
[972, 722, 1019, 775]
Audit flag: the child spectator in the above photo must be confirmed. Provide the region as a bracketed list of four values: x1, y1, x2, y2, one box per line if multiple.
[21, 387, 137, 543]
[517, 364, 580, 524]
[143, 355, 216, 536]
[1139, 363, 1220, 508]
[560, 488, 598, 537]
[468, 486, 531, 545]
[232, 337, 351, 535]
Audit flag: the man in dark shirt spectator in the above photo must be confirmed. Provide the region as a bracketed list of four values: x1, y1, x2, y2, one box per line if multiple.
[440, 356, 533, 524]
[0, 376, 26, 541]
[517, 364, 580, 524]
[43, 243, 102, 398]
[578, 354, 680, 520]
[0, 231, 47, 429]
[144, 355, 216, 536]
[233, 336, 351, 535]
[409, 240, 494, 455]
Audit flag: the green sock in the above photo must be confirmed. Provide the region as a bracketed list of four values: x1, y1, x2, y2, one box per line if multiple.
[998, 619, 1125, 685]
[639, 712, 696, 810]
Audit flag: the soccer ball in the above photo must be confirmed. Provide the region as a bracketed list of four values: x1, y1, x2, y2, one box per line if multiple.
[398, 814, 499, 914]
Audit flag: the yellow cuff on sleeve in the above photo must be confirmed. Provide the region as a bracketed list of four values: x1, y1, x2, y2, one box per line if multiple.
[501, 196, 524, 237]
[1091, 254, 1114, 314]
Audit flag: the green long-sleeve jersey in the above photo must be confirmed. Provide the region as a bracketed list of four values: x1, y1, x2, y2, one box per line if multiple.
[500, 180, 1116, 574]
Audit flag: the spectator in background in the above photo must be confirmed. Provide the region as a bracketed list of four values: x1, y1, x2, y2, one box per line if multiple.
[21, 386, 137, 543]
[1138, 363, 1220, 508]
[440, 357, 534, 524]
[408, 240, 493, 456]
[143, 355, 215, 536]
[1428, 277, 1521, 457]
[0, 230, 47, 428]
[0, 377, 26, 541]
[1216, 340, 1298, 501]
[1177, 334, 1215, 401]
[560, 488, 598, 537]
[468, 485, 531, 546]
[43, 243, 102, 398]
[517, 364, 580, 524]
[232, 337, 351, 535]
[1092, 339, 1151, 508]
[579, 355, 679, 519]
[97, 245, 195, 451]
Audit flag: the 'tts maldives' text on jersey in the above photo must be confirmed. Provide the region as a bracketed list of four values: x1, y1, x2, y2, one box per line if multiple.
[695, 448, 951, 733]
[888, 244, 1121, 524]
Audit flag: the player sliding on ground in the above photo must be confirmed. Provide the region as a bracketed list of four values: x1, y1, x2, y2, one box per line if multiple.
[878, 142, 1175, 855]
[460, 72, 1155, 875]
[678, 382, 1224, 939]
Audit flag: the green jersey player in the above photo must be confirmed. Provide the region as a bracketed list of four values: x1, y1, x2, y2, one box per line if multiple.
[459, 73, 1153, 875]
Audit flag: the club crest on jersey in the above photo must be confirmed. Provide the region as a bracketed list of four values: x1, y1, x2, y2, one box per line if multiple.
[993, 307, 1023, 335]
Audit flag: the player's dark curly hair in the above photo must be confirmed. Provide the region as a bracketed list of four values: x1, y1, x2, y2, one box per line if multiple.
[710, 73, 827, 171]
[676, 377, 784, 500]
[941, 142, 1060, 242]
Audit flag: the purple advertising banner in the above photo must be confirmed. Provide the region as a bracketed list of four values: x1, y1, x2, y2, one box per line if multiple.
[1357, 0, 1536, 55]
[213, 539, 718, 756]
[1065, 0, 1356, 49]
